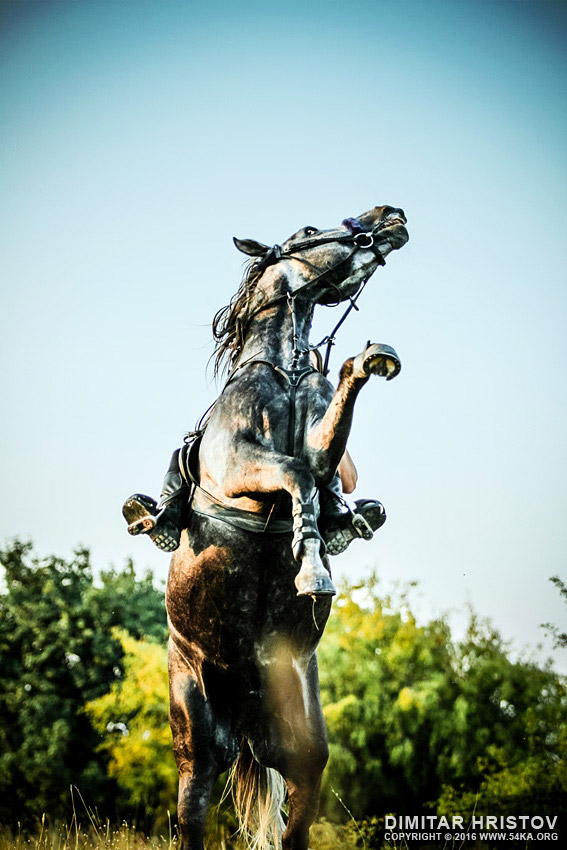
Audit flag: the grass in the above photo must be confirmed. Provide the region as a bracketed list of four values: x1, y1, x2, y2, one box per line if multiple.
[0, 821, 362, 850]
[0, 792, 496, 850]
[0, 819, 523, 850]
[0, 784, 363, 850]
[0, 821, 178, 850]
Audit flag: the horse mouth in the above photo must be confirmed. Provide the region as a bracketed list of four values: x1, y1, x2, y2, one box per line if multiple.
[379, 212, 407, 230]
[374, 213, 409, 249]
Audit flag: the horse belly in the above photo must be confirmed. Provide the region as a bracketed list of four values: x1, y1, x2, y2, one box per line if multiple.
[166, 514, 330, 674]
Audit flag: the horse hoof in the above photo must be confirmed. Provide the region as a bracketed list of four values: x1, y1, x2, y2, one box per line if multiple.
[295, 571, 336, 598]
[352, 343, 401, 380]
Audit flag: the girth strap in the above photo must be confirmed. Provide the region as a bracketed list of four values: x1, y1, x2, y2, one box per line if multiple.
[192, 495, 294, 535]
[180, 433, 295, 535]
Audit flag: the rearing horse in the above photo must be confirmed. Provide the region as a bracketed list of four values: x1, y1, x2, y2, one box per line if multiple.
[166, 204, 408, 850]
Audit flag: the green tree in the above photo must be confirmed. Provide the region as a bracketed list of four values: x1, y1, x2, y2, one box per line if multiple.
[85, 630, 177, 823]
[318, 576, 459, 819]
[541, 575, 567, 649]
[317, 573, 567, 825]
[437, 610, 567, 819]
[0, 539, 167, 824]
[3, 541, 565, 834]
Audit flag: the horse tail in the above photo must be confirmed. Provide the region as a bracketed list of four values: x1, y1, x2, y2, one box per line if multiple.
[229, 738, 287, 850]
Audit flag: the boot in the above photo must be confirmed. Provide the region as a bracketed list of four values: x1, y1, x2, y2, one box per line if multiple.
[319, 472, 386, 556]
[122, 450, 188, 552]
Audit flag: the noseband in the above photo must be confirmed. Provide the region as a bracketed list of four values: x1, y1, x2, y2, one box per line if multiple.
[254, 216, 388, 292]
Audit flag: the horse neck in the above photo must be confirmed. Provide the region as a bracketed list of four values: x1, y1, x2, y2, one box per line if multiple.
[237, 271, 314, 370]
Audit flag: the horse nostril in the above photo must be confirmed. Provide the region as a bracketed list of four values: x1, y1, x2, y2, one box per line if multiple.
[384, 207, 406, 224]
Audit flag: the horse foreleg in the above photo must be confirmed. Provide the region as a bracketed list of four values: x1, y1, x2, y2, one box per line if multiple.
[283, 776, 324, 850]
[307, 343, 396, 481]
[251, 653, 328, 850]
[306, 358, 367, 479]
[223, 446, 334, 596]
[168, 641, 236, 850]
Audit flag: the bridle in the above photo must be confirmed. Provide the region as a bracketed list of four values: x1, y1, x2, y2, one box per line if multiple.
[255, 217, 386, 272]
[247, 216, 389, 311]
[243, 214, 399, 374]
[213, 213, 402, 459]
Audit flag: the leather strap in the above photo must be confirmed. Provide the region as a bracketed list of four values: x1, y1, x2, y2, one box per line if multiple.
[224, 359, 316, 458]
[180, 435, 295, 535]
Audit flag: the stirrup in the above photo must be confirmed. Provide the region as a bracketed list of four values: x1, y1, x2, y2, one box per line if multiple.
[122, 494, 181, 552]
[123, 494, 158, 536]
[324, 499, 386, 556]
[149, 522, 181, 553]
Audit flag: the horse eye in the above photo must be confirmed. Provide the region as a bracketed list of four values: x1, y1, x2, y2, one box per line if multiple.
[304, 227, 319, 236]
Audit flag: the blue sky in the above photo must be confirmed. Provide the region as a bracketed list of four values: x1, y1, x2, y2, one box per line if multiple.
[1, 0, 566, 668]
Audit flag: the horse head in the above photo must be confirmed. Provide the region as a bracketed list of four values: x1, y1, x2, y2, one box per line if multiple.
[233, 204, 408, 306]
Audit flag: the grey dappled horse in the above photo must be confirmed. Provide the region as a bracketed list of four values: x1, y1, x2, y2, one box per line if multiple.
[166, 205, 408, 850]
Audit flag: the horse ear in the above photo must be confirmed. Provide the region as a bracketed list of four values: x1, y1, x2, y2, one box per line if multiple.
[233, 237, 270, 257]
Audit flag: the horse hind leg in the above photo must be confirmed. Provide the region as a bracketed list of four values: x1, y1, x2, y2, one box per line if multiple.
[233, 756, 323, 850]
[169, 643, 238, 850]
[230, 740, 287, 850]
[176, 764, 218, 850]
[282, 773, 325, 850]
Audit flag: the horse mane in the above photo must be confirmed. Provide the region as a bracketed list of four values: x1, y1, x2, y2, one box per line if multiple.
[211, 257, 267, 377]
